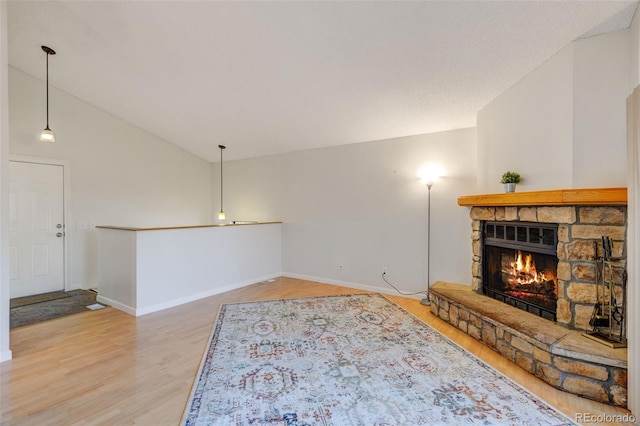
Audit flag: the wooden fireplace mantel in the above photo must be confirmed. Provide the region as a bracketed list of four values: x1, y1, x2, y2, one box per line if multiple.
[458, 187, 627, 207]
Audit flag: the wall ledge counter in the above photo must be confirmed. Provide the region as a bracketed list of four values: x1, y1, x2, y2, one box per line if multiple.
[97, 222, 282, 316]
[96, 221, 282, 231]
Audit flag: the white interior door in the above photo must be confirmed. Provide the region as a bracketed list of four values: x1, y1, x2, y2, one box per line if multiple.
[9, 161, 65, 298]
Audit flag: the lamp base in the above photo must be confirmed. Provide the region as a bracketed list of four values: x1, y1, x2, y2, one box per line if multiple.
[420, 297, 431, 306]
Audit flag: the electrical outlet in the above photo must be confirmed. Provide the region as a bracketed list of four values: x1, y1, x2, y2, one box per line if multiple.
[382, 266, 388, 275]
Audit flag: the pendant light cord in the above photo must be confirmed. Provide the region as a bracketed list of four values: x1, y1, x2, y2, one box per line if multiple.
[219, 145, 226, 215]
[41, 45, 56, 131]
[45, 52, 49, 127]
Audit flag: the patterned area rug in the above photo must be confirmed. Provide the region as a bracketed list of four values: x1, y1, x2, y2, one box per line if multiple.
[182, 294, 575, 425]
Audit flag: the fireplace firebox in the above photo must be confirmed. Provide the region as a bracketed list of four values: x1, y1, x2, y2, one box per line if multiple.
[483, 222, 558, 321]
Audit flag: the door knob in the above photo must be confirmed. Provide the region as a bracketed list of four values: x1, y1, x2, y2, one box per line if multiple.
[56, 232, 63, 237]
[57, 224, 62, 229]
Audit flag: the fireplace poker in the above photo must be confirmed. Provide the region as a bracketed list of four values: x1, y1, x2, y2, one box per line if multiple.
[619, 270, 627, 342]
[602, 235, 612, 261]
[600, 236, 624, 330]
[607, 258, 616, 340]
[589, 239, 609, 328]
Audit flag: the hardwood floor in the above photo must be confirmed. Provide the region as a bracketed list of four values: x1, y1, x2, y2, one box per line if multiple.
[0, 277, 634, 425]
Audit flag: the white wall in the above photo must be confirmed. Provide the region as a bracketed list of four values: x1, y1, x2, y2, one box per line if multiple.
[631, 10, 640, 89]
[8, 68, 213, 290]
[0, 1, 12, 362]
[136, 224, 281, 314]
[98, 224, 282, 316]
[477, 45, 574, 192]
[478, 30, 629, 192]
[213, 154, 285, 224]
[573, 31, 629, 187]
[220, 128, 477, 297]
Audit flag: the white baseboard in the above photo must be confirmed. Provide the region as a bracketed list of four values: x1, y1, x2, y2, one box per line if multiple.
[134, 273, 281, 316]
[282, 272, 423, 300]
[97, 272, 422, 317]
[96, 295, 136, 316]
[0, 349, 12, 363]
[99, 273, 282, 317]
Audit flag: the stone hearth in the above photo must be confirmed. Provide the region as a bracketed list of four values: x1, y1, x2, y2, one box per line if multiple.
[430, 282, 628, 407]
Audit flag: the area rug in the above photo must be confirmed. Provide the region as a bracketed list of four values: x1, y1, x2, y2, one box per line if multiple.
[182, 294, 576, 425]
[10, 289, 99, 329]
[10, 290, 70, 308]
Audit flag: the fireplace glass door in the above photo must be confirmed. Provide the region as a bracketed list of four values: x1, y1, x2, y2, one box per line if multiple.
[483, 222, 558, 321]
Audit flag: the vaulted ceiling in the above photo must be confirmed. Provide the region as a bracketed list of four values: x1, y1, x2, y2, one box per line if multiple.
[8, 1, 639, 162]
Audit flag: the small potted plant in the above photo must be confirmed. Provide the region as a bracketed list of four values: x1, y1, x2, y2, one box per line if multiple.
[500, 171, 521, 193]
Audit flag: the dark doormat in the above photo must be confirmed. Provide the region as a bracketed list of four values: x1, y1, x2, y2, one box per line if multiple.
[10, 290, 101, 329]
[10, 290, 71, 309]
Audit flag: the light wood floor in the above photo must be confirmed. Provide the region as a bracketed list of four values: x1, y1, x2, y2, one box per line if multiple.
[0, 277, 633, 425]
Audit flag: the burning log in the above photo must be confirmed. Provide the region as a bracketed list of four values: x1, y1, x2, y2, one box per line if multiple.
[500, 250, 557, 296]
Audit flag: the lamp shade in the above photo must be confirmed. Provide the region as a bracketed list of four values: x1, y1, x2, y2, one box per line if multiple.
[40, 127, 55, 143]
[418, 164, 444, 185]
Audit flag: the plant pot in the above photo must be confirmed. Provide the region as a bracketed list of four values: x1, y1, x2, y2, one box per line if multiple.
[504, 183, 516, 193]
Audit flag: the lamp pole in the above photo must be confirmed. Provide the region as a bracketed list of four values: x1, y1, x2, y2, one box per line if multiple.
[420, 182, 433, 306]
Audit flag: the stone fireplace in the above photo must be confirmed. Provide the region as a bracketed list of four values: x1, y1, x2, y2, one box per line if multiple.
[428, 188, 628, 407]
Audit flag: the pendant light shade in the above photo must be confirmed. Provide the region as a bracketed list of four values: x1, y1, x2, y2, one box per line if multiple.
[40, 127, 55, 143]
[218, 145, 226, 220]
[40, 45, 56, 143]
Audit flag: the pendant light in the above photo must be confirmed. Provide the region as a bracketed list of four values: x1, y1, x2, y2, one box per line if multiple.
[40, 45, 56, 143]
[218, 145, 226, 220]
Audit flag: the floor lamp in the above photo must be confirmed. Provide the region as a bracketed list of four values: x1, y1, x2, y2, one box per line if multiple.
[420, 180, 434, 306]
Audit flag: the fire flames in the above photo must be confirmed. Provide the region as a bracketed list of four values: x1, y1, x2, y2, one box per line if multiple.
[495, 249, 557, 308]
[504, 250, 549, 286]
